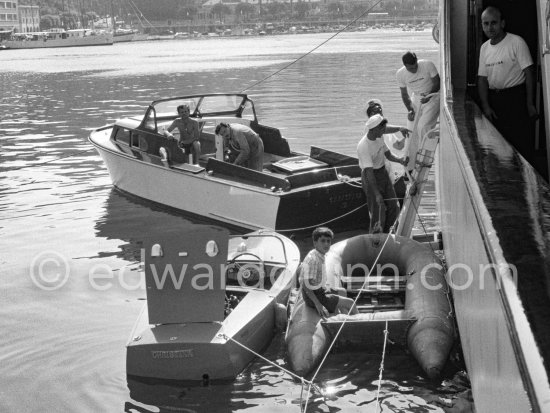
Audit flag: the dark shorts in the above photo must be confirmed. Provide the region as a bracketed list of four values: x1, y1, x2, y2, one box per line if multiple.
[179, 140, 198, 152]
[302, 287, 339, 313]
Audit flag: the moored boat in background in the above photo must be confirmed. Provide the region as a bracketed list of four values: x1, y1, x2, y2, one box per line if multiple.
[113, 28, 138, 42]
[2, 28, 113, 49]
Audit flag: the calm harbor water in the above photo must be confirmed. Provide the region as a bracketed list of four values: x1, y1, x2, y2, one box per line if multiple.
[0, 32, 471, 412]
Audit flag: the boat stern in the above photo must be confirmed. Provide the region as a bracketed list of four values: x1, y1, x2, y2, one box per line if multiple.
[126, 314, 241, 383]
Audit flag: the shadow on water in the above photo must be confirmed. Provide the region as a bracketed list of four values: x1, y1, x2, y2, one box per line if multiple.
[123, 332, 473, 413]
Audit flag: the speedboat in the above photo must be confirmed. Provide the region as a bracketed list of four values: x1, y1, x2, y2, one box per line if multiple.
[126, 226, 300, 383]
[89, 93, 367, 233]
[285, 233, 455, 379]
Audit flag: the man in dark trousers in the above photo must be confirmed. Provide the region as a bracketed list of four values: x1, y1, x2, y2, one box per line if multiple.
[478, 6, 537, 163]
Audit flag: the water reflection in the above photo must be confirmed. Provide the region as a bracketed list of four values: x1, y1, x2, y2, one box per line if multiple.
[123, 335, 471, 413]
[0, 32, 476, 412]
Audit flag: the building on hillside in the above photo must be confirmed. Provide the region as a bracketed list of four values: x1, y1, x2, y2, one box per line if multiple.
[18, 5, 40, 32]
[0, 0, 18, 36]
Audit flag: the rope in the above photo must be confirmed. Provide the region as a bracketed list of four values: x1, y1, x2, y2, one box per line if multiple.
[302, 231, 395, 411]
[374, 320, 390, 412]
[240, 0, 386, 93]
[218, 333, 326, 397]
[277, 202, 368, 233]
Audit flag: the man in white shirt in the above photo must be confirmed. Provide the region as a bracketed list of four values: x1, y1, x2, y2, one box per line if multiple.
[396, 51, 440, 172]
[357, 114, 409, 233]
[365, 99, 409, 207]
[477, 6, 537, 163]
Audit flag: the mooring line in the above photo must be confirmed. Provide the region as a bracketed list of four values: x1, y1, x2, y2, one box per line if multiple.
[302, 229, 396, 411]
[240, 0, 386, 93]
[277, 202, 368, 234]
[218, 333, 326, 396]
[374, 320, 390, 412]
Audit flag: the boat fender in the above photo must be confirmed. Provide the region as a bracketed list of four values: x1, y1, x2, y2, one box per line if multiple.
[159, 147, 169, 163]
[275, 302, 288, 331]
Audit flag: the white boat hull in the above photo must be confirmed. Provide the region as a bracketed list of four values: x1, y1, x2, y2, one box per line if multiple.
[127, 229, 300, 382]
[127, 291, 277, 382]
[94, 141, 280, 230]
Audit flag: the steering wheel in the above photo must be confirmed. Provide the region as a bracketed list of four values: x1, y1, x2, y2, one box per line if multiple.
[227, 253, 265, 286]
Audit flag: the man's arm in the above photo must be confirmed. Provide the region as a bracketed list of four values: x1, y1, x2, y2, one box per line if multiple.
[420, 74, 441, 104]
[524, 65, 537, 118]
[385, 149, 408, 166]
[165, 120, 177, 137]
[477, 75, 497, 121]
[385, 125, 410, 137]
[232, 131, 250, 166]
[400, 87, 415, 121]
[190, 118, 200, 141]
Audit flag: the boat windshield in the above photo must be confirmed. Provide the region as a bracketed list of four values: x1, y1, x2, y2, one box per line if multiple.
[227, 234, 287, 265]
[151, 94, 254, 119]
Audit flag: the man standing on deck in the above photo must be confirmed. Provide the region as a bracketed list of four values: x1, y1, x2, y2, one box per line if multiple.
[357, 114, 409, 234]
[477, 6, 537, 163]
[396, 51, 440, 172]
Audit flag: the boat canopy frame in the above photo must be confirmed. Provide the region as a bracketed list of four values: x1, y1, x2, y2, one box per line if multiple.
[140, 93, 258, 133]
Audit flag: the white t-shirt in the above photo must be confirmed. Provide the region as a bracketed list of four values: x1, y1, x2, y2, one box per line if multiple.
[396, 59, 439, 96]
[478, 32, 533, 89]
[357, 134, 386, 170]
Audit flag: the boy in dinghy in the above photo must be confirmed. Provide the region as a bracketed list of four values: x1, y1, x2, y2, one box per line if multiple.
[300, 227, 358, 319]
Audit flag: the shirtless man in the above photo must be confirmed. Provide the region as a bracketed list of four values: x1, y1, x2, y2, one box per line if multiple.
[164, 104, 201, 164]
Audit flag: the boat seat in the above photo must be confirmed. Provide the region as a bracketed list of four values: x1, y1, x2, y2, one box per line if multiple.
[356, 295, 405, 312]
[172, 163, 205, 174]
[342, 275, 407, 293]
[200, 152, 216, 161]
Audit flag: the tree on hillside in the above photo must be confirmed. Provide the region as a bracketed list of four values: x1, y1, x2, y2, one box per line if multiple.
[235, 3, 256, 21]
[351, 4, 365, 18]
[40, 14, 61, 30]
[210, 3, 232, 22]
[327, 2, 343, 17]
[265, 2, 287, 19]
[178, 5, 198, 20]
[294, 1, 310, 19]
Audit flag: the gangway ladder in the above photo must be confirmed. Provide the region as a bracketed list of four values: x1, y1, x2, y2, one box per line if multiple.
[395, 127, 440, 238]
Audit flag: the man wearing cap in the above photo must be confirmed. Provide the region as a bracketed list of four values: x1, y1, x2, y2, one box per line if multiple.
[357, 114, 409, 233]
[365, 99, 410, 207]
[396, 51, 440, 171]
[478, 6, 536, 163]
